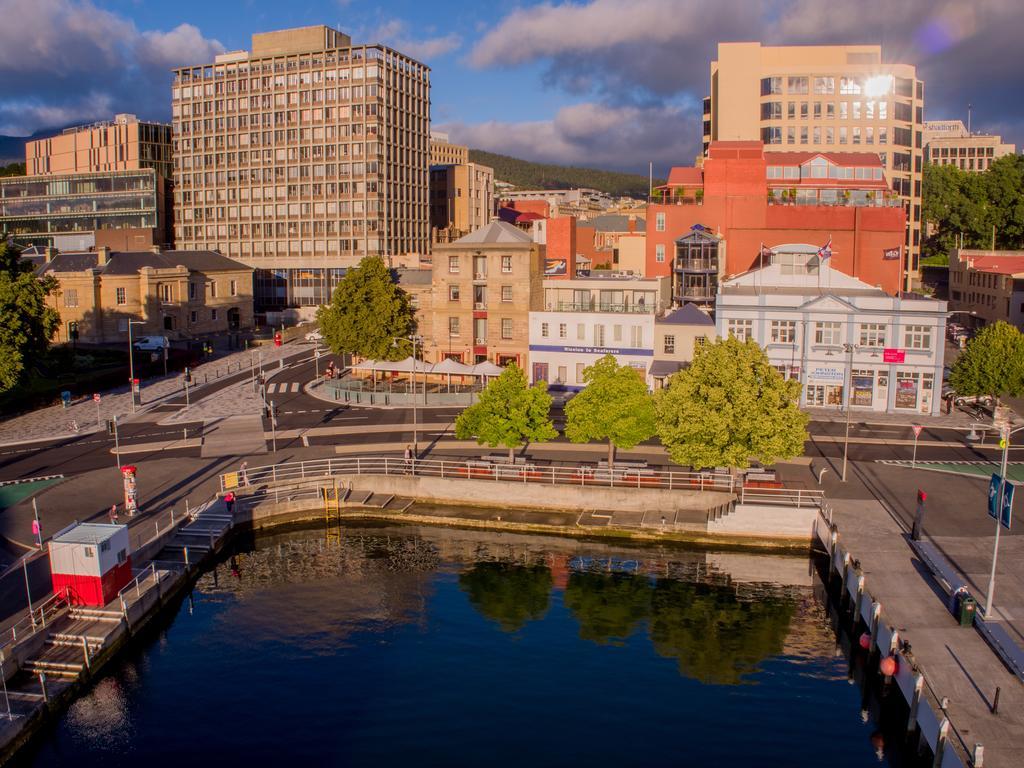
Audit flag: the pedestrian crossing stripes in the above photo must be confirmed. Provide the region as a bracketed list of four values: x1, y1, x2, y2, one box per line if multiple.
[265, 382, 302, 394]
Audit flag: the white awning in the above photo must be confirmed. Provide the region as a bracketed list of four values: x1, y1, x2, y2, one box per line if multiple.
[471, 361, 504, 377]
[432, 357, 474, 375]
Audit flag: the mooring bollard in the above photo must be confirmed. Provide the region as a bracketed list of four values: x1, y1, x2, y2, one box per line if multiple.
[38, 672, 48, 702]
[973, 743, 984, 767]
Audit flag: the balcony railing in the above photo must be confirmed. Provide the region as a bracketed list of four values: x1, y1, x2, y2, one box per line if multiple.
[675, 259, 718, 272]
[767, 196, 903, 208]
[547, 302, 657, 314]
[676, 288, 716, 301]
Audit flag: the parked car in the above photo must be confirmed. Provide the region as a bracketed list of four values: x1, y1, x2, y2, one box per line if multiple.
[942, 386, 995, 410]
[133, 335, 170, 351]
[305, 330, 323, 342]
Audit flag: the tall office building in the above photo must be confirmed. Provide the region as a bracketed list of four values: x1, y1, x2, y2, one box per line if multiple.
[924, 120, 1015, 172]
[704, 43, 924, 285]
[170, 25, 431, 308]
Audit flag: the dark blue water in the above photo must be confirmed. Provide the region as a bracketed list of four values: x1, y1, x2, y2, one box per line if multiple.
[20, 527, 913, 767]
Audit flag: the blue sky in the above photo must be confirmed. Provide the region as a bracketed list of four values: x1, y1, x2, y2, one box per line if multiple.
[1, 0, 1022, 174]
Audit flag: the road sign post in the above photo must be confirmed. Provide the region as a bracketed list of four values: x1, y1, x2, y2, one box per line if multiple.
[985, 427, 1017, 618]
[911, 425, 923, 469]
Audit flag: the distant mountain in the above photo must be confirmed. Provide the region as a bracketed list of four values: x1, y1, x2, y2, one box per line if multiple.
[0, 126, 68, 164]
[468, 149, 664, 198]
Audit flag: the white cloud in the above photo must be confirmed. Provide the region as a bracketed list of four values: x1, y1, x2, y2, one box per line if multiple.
[438, 102, 698, 173]
[370, 19, 461, 62]
[0, 0, 223, 135]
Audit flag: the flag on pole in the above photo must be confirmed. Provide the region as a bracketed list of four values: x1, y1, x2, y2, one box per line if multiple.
[817, 236, 833, 262]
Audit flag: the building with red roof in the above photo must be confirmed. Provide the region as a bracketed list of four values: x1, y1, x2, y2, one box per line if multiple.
[646, 141, 907, 300]
[948, 249, 1024, 331]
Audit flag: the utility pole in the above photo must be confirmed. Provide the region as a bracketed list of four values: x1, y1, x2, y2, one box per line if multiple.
[985, 425, 1018, 618]
[113, 414, 121, 470]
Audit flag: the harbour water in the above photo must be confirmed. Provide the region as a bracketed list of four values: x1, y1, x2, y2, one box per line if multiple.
[17, 524, 926, 766]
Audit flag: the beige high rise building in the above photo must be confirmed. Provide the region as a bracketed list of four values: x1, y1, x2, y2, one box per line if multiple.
[924, 120, 1015, 172]
[430, 132, 469, 165]
[429, 161, 494, 240]
[170, 25, 431, 308]
[25, 114, 172, 180]
[705, 42, 924, 282]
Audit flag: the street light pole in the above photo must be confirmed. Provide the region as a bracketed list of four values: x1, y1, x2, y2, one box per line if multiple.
[412, 335, 419, 456]
[842, 343, 854, 482]
[126, 319, 144, 413]
[985, 424, 1021, 618]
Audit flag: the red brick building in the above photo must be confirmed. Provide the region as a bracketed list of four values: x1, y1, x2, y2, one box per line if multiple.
[647, 141, 906, 296]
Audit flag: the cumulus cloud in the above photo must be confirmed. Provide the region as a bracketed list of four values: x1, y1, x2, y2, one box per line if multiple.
[438, 102, 700, 173]
[0, 0, 223, 135]
[371, 19, 461, 63]
[466, 0, 1024, 151]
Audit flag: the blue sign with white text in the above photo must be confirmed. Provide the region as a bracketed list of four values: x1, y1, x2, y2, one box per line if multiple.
[988, 473, 1014, 529]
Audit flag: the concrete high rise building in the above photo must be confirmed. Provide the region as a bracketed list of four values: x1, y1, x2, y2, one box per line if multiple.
[430, 132, 469, 165]
[704, 42, 924, 286]
[924, 120, 1015, 172]
[170, 25, 431, 309]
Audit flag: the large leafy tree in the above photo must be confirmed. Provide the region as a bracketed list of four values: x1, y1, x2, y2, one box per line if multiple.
[949, 321, 1024, 404]
[921, 156, 1024, 264]
[0, 243, 60, 393]
[454, 363, 557, 461]
[654, 336, 808, 469]
[316, 256, 415, 360]
[564, 354, 656, 467]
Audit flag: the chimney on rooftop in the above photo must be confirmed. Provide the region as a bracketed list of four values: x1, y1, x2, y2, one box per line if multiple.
[96, 246, 110, 266]
[44, 246, 57, 263]
[150, 245, 162, 254]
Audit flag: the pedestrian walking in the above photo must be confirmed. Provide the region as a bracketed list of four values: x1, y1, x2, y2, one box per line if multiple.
[239, 461, 249, 487]
[109, 504, 119, 524]
[404, 444, 413, 473]
[224, 491, 236, 515]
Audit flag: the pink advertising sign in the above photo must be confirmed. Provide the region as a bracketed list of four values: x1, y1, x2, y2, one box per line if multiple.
[883, 348, 905, 363]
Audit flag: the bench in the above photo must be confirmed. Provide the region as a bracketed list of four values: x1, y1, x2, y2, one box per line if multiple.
[598, 459, 648, 469]
[911, 540, 971, 614]
[975, 618, 1024, 682]
[485, 454, 528, 465]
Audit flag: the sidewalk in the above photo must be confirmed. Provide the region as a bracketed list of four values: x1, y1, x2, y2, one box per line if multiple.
[0, 341, 305, 445]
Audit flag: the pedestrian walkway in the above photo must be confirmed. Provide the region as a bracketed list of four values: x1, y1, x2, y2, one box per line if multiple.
[0, 342, 304, 446]
[200, 415, 267, 458]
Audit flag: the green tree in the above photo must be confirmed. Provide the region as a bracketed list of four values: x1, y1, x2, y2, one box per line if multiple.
[654, 336, 808, 468]
[454, 363, 557, 461]
[564, 354, 656, 467]
[648, 580, 795, 685]
[949, 321, 1024, 404]
[985, 155, 1024, 249]
[0, 243, 60, 393]
[316, 256, 415, 360]
[563, 571, 652, 645]
[458, 562, 552, 632]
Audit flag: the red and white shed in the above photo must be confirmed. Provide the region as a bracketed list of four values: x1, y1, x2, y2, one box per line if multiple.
[49, 523, 132, 606]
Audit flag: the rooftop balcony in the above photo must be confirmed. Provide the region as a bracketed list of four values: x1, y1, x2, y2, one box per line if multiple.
[546, 302, 657, 314]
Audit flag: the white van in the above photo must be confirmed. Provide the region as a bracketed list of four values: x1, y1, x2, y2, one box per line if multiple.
[133, 336, 170, 351]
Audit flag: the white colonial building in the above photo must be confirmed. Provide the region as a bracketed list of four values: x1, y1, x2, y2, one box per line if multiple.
[528, 274, 669, 390]
[715, 258, 947, 415]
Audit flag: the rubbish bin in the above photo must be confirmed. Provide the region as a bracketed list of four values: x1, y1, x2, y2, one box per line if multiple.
[957, 594, 977, 627]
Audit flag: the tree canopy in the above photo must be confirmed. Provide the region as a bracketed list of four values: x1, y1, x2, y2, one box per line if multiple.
[654, 336, 808, 468]
[564, 354, 656, 467]
[454, 363, 557, 461]
[949, 321, 1024, 403]
[0, 243, 60, 393]
[316, 256, 415, 360]
[922, 156, 1024, 264]
[467, 149, 663, 198]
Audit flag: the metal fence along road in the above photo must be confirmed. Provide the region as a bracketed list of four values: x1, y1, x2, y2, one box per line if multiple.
[219, 456, 825, 508]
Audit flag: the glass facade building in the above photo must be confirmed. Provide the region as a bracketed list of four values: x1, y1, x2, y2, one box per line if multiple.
[0, 169, 165, 245]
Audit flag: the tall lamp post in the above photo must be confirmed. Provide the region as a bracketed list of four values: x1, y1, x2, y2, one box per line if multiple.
[394, 335, 423, 456]
[126, 319, 145, 413]
[985, 423, 1023, 618]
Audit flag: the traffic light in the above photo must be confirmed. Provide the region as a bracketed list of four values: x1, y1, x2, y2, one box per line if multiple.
[184, 366, 192, 383]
